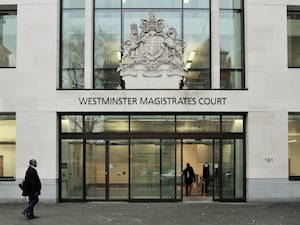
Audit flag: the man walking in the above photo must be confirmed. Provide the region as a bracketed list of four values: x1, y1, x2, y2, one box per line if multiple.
[22, 159, 41, 219]
[183, 163, 195, 196]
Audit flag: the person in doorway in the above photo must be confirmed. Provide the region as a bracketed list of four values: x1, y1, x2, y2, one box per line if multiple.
[183, 163, 196, 196]
[203, 162, 210, 194]
[22, 159, 41, 219]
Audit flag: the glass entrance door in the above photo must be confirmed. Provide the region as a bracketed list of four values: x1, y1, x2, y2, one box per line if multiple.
[130, 139, 179, 200]
[85, 139, 129, 200]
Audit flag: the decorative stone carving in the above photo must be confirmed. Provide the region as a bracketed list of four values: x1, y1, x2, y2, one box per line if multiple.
[117, 12, 186, 89]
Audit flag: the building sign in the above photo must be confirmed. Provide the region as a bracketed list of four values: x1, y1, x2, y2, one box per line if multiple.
[79, 96, 227, 106]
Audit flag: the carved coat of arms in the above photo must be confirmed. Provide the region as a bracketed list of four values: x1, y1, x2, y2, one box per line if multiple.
[117, 12, 186, 79]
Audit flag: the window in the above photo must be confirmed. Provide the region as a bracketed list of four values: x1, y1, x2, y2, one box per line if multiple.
[0, 113, 16, 180]
[0, 5, 17, 68]
[220, 0, 244, 89]
[60, 1, 245, 90]
[60, 0, 85, 89]
[288, 113, 300, 180]
[183, 2, 211, 89]
[288, 6, 300, 67]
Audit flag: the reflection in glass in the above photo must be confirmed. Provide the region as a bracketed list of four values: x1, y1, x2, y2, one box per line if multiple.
[85, 115, 129, 133]
[130, 115, 175, 133]
[95, 0, 121, 8]
[220, 70, 242, 89]
[61, 139, 83, 199]
[161, 139, 176, 199]
[183, 0, 209, 8]
[130, 139, 160, 199]
[221, 139, 244, 199]
[288, 114, 300, 177]
[176, 139, 182, 200]
[183, 10, 210, 89]
[86, 140, 106, 200]
[61, 2, 85, 89]
[94, 10, 121, 89]
[288, 10, 300, 67]
[123, 11, 181, 41]
[213, 140, 221, 201]
[219, 0, 241, 9]
[123, 0, 181, 8]
[220, 7, 243, 90]
[220, 11, 242, 69]
[221, 139, 234, 199]
[235, 139, 244, 198]
[0, 10, 16, 67]
[176, 115, 220, 133]
[109, 140, 129, 199]
[61, 115, 84, 133]
[222, 115, 244, 133]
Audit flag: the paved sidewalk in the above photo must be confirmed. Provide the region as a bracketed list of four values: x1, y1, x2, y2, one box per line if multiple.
[0, 201, 300, 225]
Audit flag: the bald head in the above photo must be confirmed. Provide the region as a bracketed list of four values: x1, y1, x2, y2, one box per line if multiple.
[29, 159, 37, 167]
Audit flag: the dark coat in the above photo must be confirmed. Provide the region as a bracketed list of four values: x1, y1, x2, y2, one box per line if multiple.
[22, 166, 41, 196]
[183, 165, 195, 184]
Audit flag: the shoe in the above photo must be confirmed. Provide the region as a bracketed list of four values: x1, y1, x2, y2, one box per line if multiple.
[22, 211, 29, 218]
[29, 215, 39, 219]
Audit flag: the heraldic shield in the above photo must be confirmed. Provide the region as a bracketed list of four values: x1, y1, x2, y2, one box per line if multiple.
[117, 12, 186, 89]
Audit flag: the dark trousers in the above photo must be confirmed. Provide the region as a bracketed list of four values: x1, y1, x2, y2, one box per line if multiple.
[185, 183, 192, 196]
[24, 194, 39, 216]
[204, 178, 209, 193]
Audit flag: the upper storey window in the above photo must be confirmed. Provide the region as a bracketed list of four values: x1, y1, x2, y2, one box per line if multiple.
[60, 0, 85, 89]
[59, 0, 245, 90]
[0, 5, 17, 68]
[288, 6, 300, 67]
[220, 0, 244, 89]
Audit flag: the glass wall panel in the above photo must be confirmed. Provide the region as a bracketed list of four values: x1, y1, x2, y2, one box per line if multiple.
[221, 139, 234, 199]
[86, 140, 106, 200]
[288, 114, 300, 178]
[161, 139, 176, 199]
[176, 139, 182, 200]
[122, 0, 181, 8]
[183, 10, 210, 89]
[220, 11, 242, 69]
[85, 115, 129, 133]
[220, 5, 244, 90]
[220, 70, 242, 89]
[219, 0, 241, 9]
[130, 139, 160, 199]
[94, 9, 121, 89]
[61, 139, 84, 199]
[0, 114, 16, 178]
[123, 11, 181, 41]
[95, 0, 121, 8]
[176, 115, 220, 133]
[222, 115, 243, 132]
[109, 140, 129, 199]
[221, 139, 244, 200]
[235, 139, 244, 198]
[61, 0, 85, 89]
[0, 9, 17, 67]
[130, 115, 175, 133]
[61, 115, 84, 133]
[183, 70, 210, 89]
[213, 139, 221, 201]
[63, 0, 85, 8]
[288, 9, 300, 67]
[183, 0, 209, 8]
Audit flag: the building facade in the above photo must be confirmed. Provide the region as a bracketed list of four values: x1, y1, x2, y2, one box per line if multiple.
[0, 0, 300, 203]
